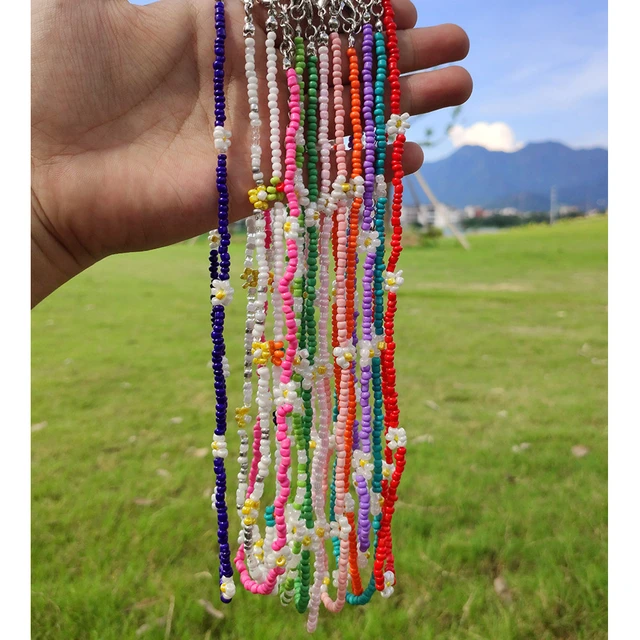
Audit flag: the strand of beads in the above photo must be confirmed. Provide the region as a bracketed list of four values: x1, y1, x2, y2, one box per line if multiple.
[343, 33, 366, 602]
[234, 18, 300, 601]
[260, 5, 286, 582]
[372, 0, 411, 596]
[266, 6, 287, 558]
[209, 0, 413, 625]
[346, 6, 389, 605]
[352, 19, 377, 562]
[306, 17, 334, 632]
[209, 0, 234, 604]
[279, 30, 312, 609]
[321, 18, 363, 615]
[291, 30, 321, 614]
[235, 0, 268, 586]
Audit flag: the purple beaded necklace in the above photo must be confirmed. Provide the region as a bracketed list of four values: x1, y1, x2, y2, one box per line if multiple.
[208, 0, 236, 603]
[354, 21, 377, 551]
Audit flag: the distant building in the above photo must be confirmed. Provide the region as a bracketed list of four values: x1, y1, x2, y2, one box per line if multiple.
[464, 205, 485, 219]
[401, 203, 435, 228]
[559, 205, 581, 216]
[400, 203, 464, 230]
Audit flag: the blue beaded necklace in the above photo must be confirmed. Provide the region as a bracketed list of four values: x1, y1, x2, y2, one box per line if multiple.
[209, 0, 235, 603]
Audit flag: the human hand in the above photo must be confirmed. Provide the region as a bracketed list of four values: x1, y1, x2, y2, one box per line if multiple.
[31, 0, 471, 306]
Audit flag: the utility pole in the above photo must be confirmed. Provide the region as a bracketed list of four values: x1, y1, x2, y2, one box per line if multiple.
[413, 171, 470, 250]
[550, 186, 558, 225]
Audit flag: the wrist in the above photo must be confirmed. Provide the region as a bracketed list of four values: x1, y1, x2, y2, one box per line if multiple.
[31, 190, 95, 307]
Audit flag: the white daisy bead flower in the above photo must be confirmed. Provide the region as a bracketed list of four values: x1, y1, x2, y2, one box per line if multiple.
[273, 380, 298, 407]
[344, 492, 355, 513]
[304, 203, 321, 228]
[213, 126, 232, 153]
[385, 112, 411, 143]
[296, 185, 310, 209]
[332, 568, 340, 588]
[211, 279, 234, 306]
[381, 570, 395, 598]
[370, 489, 382, 516]
[357, 550, 370, 569]
[208, 229, 221, 250]
[375, 174, 388, 198]
[266, 544, 294, 570]
[331, 174, 348, 202]
[359, 339, 380, 368]
[293, 349, 312, 377]
[383, 270, 405, 294]
[386, 426, 407, 450]
[211, 434, 228, 459]
[286, 506, 305, 542]
[382, 460, 396, 480]
[289, 522, 306, 544]
[352, 450, 374, 481]
[351, 175, 365, 198]
[220, 575, 236, 599]
[337, 515, 351, 541]
[333, 341, 356, 369]
[301, 531, 314, 550]
[357, 229, 382, 255]
[283, 215, 301, 241]
[314, 519, 329, 543]
[222, 355, 231, 379]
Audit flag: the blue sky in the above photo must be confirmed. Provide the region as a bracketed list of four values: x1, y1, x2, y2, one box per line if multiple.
[412, 0, 608, 160]
[130, 0, 607, 161]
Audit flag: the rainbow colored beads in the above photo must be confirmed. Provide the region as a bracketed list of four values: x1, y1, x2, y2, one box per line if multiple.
[208, 0, 411, 629]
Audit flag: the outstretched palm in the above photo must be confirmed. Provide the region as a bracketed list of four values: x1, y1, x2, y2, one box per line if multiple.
[31, 0, 471, 301]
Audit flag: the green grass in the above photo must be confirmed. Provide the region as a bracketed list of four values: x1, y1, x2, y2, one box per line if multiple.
[32, 217, 608, 640]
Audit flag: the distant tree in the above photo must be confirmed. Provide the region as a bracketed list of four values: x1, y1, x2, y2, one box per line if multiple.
[419, 106, 463, 149]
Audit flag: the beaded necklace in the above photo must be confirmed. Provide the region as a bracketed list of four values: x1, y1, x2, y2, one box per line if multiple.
[235, 0, 271, 588]
[209, 0, 234, 603]
[209, 0, 412, 624]
[307, 12, 333, 630]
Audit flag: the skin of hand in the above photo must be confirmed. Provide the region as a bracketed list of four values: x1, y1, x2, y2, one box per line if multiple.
[31, 0, 472, 307]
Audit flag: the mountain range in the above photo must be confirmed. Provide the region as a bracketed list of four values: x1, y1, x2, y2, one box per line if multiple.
[410, 141, 608, 211]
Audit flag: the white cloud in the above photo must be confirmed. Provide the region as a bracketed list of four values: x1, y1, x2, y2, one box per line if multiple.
[448, 122, 524, 153]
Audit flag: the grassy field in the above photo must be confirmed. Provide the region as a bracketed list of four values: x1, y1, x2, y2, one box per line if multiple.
[31, 217, 608, 640]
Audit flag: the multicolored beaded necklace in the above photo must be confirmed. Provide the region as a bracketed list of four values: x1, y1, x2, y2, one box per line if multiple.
[207, 0, 412, 628]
